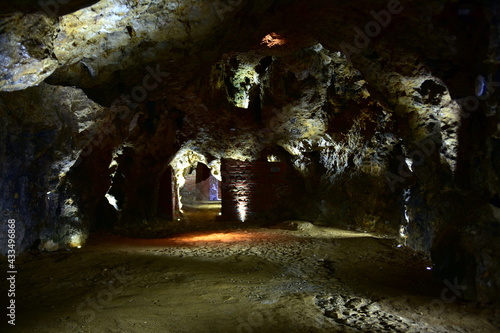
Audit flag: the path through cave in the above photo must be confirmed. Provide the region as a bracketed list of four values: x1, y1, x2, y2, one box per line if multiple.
[1, 222, 497, 332]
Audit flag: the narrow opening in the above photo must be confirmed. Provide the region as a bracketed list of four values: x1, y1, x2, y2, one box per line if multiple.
[180, 162, 221, 204]
[179, 162, 221, 222]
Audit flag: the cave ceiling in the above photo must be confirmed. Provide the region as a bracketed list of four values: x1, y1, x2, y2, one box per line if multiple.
[1, 0, 487, 106]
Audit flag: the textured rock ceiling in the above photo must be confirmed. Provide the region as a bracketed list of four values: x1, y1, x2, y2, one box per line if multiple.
[2, 0, 293, 101]
[2, 0, 480, 103]
[0, 0, 100, 16]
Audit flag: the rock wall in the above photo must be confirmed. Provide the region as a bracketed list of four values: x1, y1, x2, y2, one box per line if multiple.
[0, 83, 104, 252]
[220, 159, 292, 221]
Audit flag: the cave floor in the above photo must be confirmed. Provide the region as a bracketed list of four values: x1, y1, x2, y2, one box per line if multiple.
[2, 210, 499, 332]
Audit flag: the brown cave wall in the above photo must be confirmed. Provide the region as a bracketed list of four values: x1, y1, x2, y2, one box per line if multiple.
[253, 47, 403, 234]
[87, 101, 179, 237]
[156, 167, 176, 220]
[307, 1, 500, 302]
[220, 159, 293, 221]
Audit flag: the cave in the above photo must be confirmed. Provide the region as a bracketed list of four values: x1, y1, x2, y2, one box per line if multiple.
[1, 0, 500, 331]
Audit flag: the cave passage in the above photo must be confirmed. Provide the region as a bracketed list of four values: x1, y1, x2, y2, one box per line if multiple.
[1, 0, 500, 332]
[180, 162, 221, 205]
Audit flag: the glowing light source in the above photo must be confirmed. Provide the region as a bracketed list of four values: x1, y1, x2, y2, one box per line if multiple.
[267, 155, 280, 162]
[173, 232, 255, 243]
[261, 32, 287, 48]
[237, 201, 247, 222]
[69, 233, 84, 248]
[105, 193, 119, 210]
[108, 160, 119, 169]
[400, 189, 411, 245]
[405, 158, 413, 172]
[475, 75, 487, 97]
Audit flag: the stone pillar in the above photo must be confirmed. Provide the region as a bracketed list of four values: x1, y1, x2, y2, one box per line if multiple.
[157, 167, 175, 220]
[196, 163, 211, 201]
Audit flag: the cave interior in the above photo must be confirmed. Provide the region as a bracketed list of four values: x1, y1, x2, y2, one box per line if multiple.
[1, 0, 500, 332]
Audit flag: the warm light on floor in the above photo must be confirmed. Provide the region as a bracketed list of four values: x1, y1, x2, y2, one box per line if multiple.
[173, 232, 255, 243]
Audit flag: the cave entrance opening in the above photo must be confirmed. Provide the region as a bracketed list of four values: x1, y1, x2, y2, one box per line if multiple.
[180, 162, 222, 222]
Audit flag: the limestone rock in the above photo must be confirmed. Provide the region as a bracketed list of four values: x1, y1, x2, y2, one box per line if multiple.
[0, 83, 104, 253]
[0, 13, 58, 91]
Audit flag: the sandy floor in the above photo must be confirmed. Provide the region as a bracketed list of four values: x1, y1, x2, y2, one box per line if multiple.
[1, 204, 499, 333]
